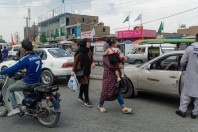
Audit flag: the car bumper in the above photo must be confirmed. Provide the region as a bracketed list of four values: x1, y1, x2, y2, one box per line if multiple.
[51, 68, 72, 76]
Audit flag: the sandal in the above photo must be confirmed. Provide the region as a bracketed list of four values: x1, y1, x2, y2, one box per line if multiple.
[122, 107, 133, 114]
[98, 106, 107, 113]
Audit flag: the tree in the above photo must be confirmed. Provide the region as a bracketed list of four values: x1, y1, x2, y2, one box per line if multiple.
[40, 32, 47, 43]
[0, 39, 6, 43]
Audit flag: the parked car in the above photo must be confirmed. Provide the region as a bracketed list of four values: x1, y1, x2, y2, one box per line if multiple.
[0, 48, 74, 85]
[122, 50, 185, 98]
[126, 43, 176, 64]
[92, 41, 138, 66]
[8, 45, 21, 59]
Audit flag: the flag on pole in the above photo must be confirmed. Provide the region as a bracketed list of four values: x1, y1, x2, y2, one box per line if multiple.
[157, 22, 164, 34]
[134, 13, 142, 22]
[90, 28, 95, 41]
[61, 0, 64, 3]
[123, 16, 129, 23]
[11, 34, 16, 46]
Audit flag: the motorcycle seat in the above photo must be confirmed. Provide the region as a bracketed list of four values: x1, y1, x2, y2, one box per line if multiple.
[23, 83, 43, 93]
[34, 85, 59, 93]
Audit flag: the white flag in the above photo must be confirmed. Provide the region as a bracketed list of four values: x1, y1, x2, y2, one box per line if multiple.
[134, 13, 142, 22]
[90, 28, 95, 40]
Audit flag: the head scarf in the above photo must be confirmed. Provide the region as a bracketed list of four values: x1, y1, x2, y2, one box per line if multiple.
[75, 38, 91, 75]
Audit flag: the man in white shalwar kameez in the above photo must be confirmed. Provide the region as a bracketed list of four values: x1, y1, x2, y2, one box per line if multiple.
[176, 33, 198, 119]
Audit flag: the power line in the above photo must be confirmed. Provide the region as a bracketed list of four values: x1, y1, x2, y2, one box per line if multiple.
[111, 5, 198, 31]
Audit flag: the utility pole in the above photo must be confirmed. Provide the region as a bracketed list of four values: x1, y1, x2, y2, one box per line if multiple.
[24, 8, 31, 40]
[33, 22, 35, 42]
[24, 17, 29, 39]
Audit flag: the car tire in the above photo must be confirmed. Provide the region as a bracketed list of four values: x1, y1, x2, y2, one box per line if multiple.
[1, 66, 8, 71]
[41, 70, 55, 86]
[121, 77, 134, 98]
[134, 60, 143, 64]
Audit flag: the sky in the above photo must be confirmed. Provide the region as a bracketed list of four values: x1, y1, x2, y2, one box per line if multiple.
[0, 0, 198, 42]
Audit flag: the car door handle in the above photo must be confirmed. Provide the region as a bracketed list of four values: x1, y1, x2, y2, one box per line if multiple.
[147, 78, 159, 82]
[169, 76, 176, 78]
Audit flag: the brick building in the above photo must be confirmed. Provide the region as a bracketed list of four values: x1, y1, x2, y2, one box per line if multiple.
[177, 26, 198, 36]
[38, 10, 110, 41]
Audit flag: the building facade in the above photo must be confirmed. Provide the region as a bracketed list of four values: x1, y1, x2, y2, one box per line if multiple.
[24, 24, 39, 41]
[38, 12, 110, 41]
[177, 26, 198, 36]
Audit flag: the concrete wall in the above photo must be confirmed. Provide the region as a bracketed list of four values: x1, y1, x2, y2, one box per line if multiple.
[70, 14, 98, 25]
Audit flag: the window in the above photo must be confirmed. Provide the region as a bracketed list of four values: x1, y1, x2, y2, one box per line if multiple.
[103, 28, 106, 32]
[82, 17, 86, 23]
[133, 47, 145, 54]
[13, 46, 20, 51]
[48, 49, 72, 58]
[150, 55, 182, 71]
[35, 50, 47, 60]
[161, 48, 175, 53]
[66, 17, 69, 26]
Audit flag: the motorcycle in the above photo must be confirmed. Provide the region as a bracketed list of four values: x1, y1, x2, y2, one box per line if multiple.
[0, 72, 61, 128]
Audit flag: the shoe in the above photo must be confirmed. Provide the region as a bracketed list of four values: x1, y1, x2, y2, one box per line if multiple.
[84, 100, 93, 108]
[78, 96, 84, 103]
[191, 113, 197, 119]
[122, 107, 133, 114]
[8, 108, 20, 116]
[175, 110, 186, 118]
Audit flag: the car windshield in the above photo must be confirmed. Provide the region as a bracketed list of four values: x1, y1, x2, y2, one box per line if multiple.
[48, 49, 72, 58]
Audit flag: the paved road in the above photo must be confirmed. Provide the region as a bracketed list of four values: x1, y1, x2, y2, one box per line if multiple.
[0, 78, 198, 132]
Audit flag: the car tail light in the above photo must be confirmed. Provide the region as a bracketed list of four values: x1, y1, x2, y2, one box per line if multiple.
[62, 62, 73, 68]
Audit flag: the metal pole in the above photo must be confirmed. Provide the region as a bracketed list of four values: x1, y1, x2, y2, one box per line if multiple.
[26, 17, 28, 39]
[33, 22, 35, 41]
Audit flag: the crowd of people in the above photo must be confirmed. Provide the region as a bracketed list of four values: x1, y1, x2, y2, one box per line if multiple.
[72, 38, 132, 113]
[71, 34, 198, 118]
[1, 34, 198, 118]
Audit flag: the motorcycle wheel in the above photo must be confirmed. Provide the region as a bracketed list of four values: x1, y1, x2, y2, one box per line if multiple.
[0, 94, 8, 117]
[36, 99, 60, 128]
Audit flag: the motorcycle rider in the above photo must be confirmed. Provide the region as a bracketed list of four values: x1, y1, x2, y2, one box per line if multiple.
[0, 39, 42, 116]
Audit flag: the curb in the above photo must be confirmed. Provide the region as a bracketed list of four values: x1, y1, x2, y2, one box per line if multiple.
[90, 74, 103, 80]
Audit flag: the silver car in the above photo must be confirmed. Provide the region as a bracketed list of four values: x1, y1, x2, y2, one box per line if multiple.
[123, 50, 185, 98]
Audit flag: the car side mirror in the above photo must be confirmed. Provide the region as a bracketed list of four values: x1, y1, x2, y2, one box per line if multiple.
[145, 64, 151, 70]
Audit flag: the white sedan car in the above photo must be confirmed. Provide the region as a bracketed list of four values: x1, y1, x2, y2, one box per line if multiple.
[123, 50, 185, 98]
[0, 48, 74, 85]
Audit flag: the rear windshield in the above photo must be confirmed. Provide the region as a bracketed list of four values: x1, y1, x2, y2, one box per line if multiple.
[48, 49, 72, 58]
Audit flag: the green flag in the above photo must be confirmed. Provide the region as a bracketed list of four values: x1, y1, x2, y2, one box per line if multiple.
[62, 0, 64, 3]
[123, 16, 129, 23]
[157, 22, 164, 34]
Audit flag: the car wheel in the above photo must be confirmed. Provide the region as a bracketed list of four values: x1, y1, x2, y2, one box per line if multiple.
[134, 60, 143, 64]
[121, 77, 134, 98]
[1, 66, 8, 71]
[41, 70, 55, 86]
